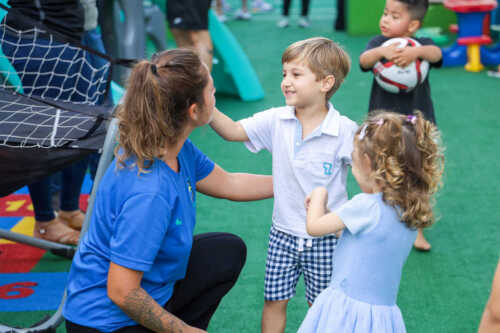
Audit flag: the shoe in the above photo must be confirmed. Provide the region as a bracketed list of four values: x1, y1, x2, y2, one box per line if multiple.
[216, 13, 228, 23]
[298, 16, 310, 28]
[235, 9, 252, 20]
[252, 0, 273, 12]
[34, 219, 80, 245]
[277, 17, 289, 28]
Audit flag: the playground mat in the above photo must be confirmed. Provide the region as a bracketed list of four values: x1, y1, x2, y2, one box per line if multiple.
[1, 0, 499, 332]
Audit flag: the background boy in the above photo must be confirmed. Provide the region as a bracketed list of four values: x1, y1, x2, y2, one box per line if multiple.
[209, 37, 357, 333]
[359, 0, 442, 251]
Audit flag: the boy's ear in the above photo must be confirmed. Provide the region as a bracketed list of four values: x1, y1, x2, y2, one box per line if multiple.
[321, 75, 336, 93]
[408, 19, 420, 35]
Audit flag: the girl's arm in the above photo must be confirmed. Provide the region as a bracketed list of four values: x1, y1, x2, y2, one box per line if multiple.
[210, 108, 249, 142]
[107, 263, 205, 333]
[196, 164, 273, 201]
[306, 187, 345, 237]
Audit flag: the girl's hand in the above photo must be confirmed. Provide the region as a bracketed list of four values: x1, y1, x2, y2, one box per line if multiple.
[304, 194, 312, 211]
[310, 187, 328, 203]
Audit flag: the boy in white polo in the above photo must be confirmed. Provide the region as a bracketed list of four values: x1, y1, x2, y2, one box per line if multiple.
[210, 37, 357, 333]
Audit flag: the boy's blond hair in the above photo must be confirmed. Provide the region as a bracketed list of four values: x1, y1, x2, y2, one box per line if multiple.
[282, 37, 351, 100]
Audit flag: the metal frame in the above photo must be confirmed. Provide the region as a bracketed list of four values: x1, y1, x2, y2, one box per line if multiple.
[0, 118, 119, 333]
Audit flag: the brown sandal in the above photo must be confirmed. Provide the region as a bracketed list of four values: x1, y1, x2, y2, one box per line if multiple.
[57, 210, 85, 231]
[34, 219, 80, 245]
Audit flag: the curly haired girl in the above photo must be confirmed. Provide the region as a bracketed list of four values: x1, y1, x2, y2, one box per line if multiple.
[299, 110, 444, 332]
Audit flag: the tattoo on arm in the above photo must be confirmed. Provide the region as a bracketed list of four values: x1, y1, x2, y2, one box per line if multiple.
[122, 288, 187, 333]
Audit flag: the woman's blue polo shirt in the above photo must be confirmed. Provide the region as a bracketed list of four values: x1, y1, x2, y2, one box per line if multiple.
[63, 139, 214, 332]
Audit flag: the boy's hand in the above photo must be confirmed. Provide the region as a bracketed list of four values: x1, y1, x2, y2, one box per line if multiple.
[381, 43, 403, 61]
[392, 47, 419, 68]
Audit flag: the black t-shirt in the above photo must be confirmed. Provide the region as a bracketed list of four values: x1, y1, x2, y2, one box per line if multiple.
[6, 0, 84, 43]
[361, 35, 442, 124]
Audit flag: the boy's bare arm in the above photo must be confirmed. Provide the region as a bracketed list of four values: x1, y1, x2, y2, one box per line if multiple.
[359, 44, 400, 69]
[393, 45, 442, 68]
[210, 108, 249, 142]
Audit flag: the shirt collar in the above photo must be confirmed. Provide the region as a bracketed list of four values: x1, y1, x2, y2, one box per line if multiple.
[280, 103, 340, 137]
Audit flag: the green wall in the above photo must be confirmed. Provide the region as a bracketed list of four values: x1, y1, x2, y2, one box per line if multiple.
[347, 0, 457, 35]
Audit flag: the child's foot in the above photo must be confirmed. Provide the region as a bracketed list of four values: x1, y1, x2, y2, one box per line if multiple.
[216, 13, 228, 22]
[34, 219, 80, 245]
[413, 229, 431, 251]
[298, 16, 310, 28]
[277, 17, 289, 28]
[235, 9, 252, 20]
[58, 210, 85, 231]
[252, 0, 273, 12]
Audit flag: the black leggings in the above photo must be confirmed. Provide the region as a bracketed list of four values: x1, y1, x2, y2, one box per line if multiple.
[282, 0, 311, 17]
[66, 232, 247, 333]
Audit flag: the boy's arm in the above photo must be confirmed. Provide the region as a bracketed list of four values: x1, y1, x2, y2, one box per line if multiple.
[210, 108, 249, 142]
[392, 45, 442, 68]
[360, 43, 401, 70]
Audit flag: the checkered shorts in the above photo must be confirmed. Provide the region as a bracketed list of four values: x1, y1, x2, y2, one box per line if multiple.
[264, 225, 337, 304]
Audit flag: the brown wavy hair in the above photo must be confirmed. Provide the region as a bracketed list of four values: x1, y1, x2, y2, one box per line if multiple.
[114, 49, 208, 173]
[355, 111, 444, 228]
[281, 37, 351, 100]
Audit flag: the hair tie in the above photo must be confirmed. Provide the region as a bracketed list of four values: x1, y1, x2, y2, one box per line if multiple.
[150, 63, 158, 75]
[375, 119, 384, 126]
[407, 115, 417, 125]
[358, 124, 367, 140]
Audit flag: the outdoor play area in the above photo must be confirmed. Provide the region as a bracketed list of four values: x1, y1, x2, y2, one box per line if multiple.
[0, 0, 499, 332]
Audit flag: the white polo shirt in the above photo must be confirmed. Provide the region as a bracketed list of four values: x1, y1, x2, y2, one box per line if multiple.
[240, 103, 358, 239]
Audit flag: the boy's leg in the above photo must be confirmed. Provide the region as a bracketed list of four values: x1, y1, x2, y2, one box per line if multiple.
[262, 299, 289, 333]
[301, 235, 337, 305]
[261, 226, 300, 333]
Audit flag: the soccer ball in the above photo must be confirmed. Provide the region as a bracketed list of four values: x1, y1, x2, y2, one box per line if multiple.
[372, 37, 429, 94]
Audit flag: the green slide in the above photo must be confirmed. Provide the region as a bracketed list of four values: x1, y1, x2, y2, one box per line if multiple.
[208, 10, 265, 101]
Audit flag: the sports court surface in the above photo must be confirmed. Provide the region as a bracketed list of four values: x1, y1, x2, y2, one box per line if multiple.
[0, 1, 499, 332]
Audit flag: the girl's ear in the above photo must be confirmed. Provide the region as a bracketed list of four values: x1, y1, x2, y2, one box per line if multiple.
[321, 75, 335, 93]
[362, 152, 373, 173]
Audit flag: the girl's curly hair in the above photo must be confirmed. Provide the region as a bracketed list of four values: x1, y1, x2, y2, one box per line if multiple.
[114, 49, 208, 173]
[356, 111, 444, 229]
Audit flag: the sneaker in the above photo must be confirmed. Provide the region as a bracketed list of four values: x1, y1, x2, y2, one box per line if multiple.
[216, 13, 228, 23]
[235, 9, 252, 20]
[277, 17, 289, 28]
[298, 16, 310, 28]
[252, 0, 273, 12]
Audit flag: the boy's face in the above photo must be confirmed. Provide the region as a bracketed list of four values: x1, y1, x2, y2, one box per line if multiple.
[379, 0, 419, 38]
[281, 60, 327, 109]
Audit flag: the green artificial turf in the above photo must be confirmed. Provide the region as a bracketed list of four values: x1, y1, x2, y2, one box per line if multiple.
[1, 1, 499, 332]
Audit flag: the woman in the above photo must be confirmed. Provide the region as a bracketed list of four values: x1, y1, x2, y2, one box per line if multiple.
[63, 49, 273, 333]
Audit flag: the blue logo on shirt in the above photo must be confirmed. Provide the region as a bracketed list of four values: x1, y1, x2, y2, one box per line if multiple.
[323, 162, 333, 176]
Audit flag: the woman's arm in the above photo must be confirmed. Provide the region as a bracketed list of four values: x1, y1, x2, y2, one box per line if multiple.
[306, 187, 345, 237]
[210, 108, 249, 142]
[196, 164, 273, 201]
[107, 263, 205, 333]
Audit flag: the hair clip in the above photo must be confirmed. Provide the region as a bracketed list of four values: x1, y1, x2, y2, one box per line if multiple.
[407, 115, 416, 125]
[150, 63, 158, 75]
[376, 119, 384, 126]
[358, 124, 367, 140]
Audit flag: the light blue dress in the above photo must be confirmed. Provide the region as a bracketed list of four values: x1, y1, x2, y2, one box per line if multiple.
[298, 192, 417, 333]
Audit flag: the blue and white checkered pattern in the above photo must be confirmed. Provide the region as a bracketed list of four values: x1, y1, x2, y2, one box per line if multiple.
[264, 225, 337, 304]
